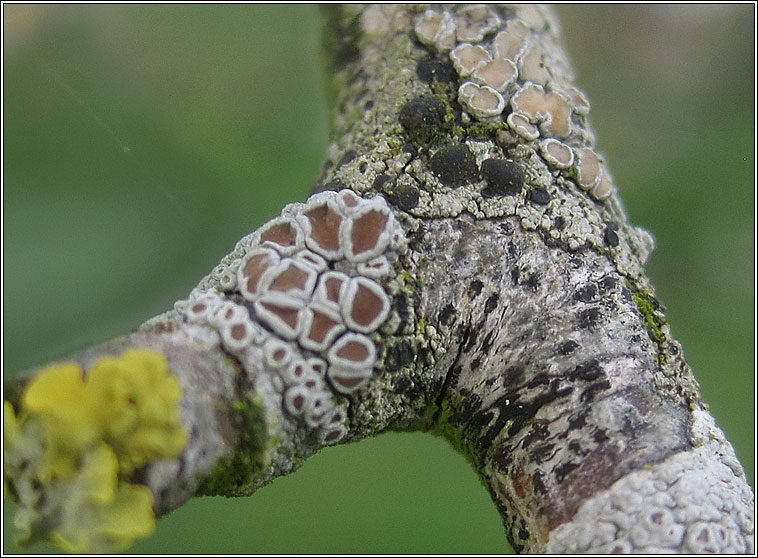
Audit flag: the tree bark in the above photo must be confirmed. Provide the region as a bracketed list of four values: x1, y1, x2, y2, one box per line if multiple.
[4, 4, 754, 554]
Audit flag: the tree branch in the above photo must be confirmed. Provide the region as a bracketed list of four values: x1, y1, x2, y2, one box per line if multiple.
[4, 4, 753, 554]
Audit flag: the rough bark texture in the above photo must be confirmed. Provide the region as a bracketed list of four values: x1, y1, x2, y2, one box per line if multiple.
[4, 4, 754, 554]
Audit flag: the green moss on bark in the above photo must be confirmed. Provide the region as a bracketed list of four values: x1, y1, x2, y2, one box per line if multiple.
[625, 277, 668, 365]
[197, 395, 273, 497]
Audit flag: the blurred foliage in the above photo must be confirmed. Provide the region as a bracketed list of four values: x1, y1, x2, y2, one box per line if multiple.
[3, 5, 753, 554]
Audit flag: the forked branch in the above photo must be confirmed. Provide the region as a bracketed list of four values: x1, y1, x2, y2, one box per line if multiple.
[4, 5, 753, 554]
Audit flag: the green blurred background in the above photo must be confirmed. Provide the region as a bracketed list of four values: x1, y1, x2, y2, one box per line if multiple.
[3, 5, 753, 554]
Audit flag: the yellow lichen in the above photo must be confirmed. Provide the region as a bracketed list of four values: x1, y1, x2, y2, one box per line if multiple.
[86, 349, 187, 475]
[3, 349, 187, 553]
[22, 363, 100, 480]
[50, 444, 156, 554]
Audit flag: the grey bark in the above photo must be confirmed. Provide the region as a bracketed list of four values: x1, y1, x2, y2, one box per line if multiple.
[4, 4, 754, 554]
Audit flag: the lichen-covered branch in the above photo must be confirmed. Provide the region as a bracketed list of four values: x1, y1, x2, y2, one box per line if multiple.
[3, 4, 753, 554]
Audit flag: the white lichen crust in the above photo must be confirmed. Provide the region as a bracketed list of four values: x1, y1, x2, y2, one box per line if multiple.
[173, 190, 409, 471]
[409, 4, 615, 199]
[405, 3, 615, 223]
[317, 5, 656, 284]
[542, 409, 755, 554]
